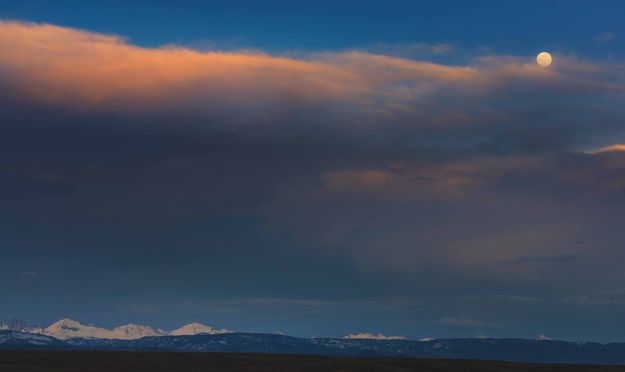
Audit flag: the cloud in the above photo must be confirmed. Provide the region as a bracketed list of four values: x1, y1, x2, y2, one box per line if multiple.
[489, 295, 543, 303]
[322, 156, 547, 201]
[321, 149, 625, 203]
[0, 21, 367, 116]
[113, 297, 423, 317]
[322, 164, 485, 201]
[562, 288, 625, 306]
[4, 19, 625, 340]
[465, 294, 544, 303]
[595, 31, 615, 44]
[499, 252, 580, 265]
[360, 41, 455, 60]
[1, 19, 623, 133]
[263, 146, 625, 282]
[587, 144, 625, 154]
[342, 332, 407, 340]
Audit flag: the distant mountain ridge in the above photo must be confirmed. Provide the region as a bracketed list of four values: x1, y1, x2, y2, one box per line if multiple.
[5, 318, 625, 365]
[3, 329, 625, 365]
[0, 318, 232, 340]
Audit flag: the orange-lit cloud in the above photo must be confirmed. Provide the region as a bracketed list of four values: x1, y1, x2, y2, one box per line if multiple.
[322, 156, 550, 201]
[587, 144, 625, 154]
[0, 21, 367, 114]
[1, 20, 623, 125]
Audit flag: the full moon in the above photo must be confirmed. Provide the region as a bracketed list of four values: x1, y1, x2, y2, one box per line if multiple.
[536, 52, 552, 67]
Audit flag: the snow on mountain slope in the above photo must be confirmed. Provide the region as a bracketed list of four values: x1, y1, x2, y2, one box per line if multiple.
[112, 324, 167, 339]
[169, 322, 232, 336]
[0, 331, 64, 346]
[342, 332, 406, 340]
[0, 319, 43, 334]
[43, 319, 165, 340]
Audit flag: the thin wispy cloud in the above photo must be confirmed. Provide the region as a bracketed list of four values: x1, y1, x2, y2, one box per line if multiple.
[499, 253, 580, 265]
[586, 144, 625, 154]
[562, 288, 625, 306]
[595, 31, 615, 44]
[464, 294, 544, 303]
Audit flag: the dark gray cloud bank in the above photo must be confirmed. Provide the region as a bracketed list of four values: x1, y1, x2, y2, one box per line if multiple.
[1, 21, 625, 342]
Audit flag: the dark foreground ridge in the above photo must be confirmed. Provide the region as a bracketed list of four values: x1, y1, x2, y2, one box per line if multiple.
[2, 350, 625, 372]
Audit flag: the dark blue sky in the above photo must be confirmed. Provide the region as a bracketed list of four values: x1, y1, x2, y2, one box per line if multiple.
[1, 0, 624, 56]
[1, 1, 625, 342]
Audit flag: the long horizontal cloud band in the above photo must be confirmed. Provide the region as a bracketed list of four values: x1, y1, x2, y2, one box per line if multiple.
[1, 20, 624, 128]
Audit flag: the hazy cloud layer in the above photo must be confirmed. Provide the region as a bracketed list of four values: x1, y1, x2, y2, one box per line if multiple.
[2, 20, 625, 341]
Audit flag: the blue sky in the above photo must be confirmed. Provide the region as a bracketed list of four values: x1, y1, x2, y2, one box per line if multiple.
[1, 0, 623, 56]
[1, 1, 625, 342]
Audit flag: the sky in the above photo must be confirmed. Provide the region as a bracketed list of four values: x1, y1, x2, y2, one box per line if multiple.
[1, 0, 625, 342]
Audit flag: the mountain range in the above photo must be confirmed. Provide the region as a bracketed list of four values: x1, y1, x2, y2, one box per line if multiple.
[4, 318, 625, 365]
[3, 328, 625, 365]
[0, 318, 231, 340]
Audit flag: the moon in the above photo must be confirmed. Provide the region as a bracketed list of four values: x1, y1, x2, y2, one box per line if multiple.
[536, 52, 552, 67]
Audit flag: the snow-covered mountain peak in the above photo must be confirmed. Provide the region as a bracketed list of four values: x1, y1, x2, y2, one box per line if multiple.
[43, 319, 164, 340]
[169, 322, 232, 336]
[112, 324, 166, 338]
[48, 318, 84, 330]
[5, 318, 233, 340]
[44, 318, 111, 340]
